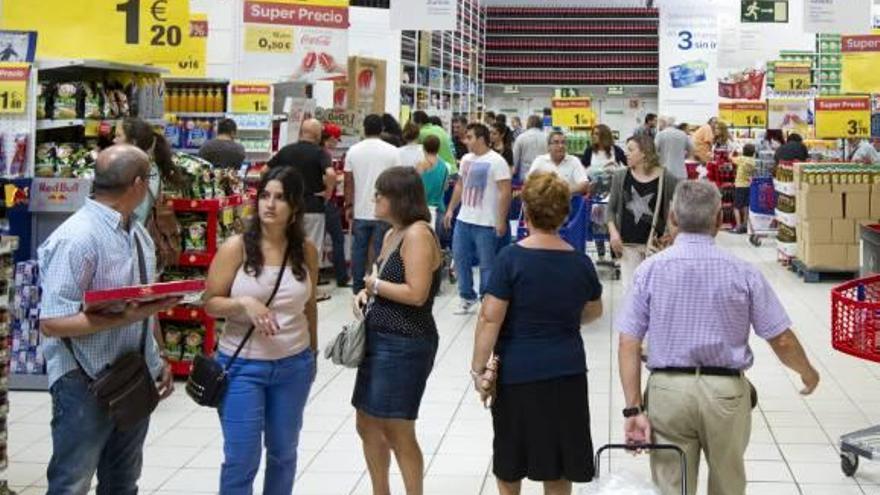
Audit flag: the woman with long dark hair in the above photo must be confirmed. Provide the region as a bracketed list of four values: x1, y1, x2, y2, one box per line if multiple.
[354, 167, 443, 495]
[491, 122, 515, 168]
[114, 117, 186, 225]
[204, 167, 319, 494]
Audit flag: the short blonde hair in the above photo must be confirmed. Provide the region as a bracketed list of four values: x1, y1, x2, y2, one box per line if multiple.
[522, 173, 570, 231]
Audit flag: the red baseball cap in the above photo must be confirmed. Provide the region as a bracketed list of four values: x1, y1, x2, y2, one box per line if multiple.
[323, 123, 342, 140]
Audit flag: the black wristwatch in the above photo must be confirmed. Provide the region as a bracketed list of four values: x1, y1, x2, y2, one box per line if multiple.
[622, 406, 644, 418]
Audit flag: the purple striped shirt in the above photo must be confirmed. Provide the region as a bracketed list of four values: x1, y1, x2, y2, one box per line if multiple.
[616, 233, 791, 370]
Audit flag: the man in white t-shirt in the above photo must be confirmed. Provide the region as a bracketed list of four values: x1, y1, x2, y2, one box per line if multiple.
[527, 131, 589, 195]
[443, 123, 512, 313]
[344, 114, 403, 293]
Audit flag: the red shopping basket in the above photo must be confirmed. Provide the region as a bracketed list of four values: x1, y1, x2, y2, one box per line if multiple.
[831, 275, 880, 363]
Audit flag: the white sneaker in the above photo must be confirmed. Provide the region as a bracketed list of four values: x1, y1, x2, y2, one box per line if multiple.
[454, 299, 478, 315]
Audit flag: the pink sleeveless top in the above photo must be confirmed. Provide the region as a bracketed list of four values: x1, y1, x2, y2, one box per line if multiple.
[218, 264, 311, 360]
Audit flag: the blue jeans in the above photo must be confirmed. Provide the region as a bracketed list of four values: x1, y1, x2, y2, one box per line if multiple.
[47, 370, 150, 495]
[452, 221, 500, 301]
[351, 219, 389, 293]
[217, 350, 315, 495]
[325, 202, 348, 284]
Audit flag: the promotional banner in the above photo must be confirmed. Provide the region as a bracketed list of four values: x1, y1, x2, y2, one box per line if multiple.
[803, 0, 872, 34]
[0, 63, 29, 114]
[237, 0, 349, 82]
[841, 35, 880, 94]
[767, 98, 810, 130]
[1, 0, 193, 67]
[160, 13, 208, 78]
[390, 0, 457, 31]
[815, 96, 871, 138]
[347, 56, 387, 115]
[658, 0, 724, 124]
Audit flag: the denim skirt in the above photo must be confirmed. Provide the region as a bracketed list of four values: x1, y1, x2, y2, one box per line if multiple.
[352, 329, 438, 420]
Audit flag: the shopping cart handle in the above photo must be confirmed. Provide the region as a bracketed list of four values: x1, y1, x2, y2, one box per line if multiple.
[594, 443, 687, 495]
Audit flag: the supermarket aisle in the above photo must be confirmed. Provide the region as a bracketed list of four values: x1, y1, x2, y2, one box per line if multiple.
[7, 233, 880, 495]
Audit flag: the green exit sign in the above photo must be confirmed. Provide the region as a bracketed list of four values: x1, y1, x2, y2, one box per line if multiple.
[741, 0, 788, 23]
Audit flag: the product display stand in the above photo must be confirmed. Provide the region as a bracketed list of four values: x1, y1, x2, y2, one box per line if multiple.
[163, 77, 230, 154]
[0, 239, 16, 494]
[400, 0, 486, 118]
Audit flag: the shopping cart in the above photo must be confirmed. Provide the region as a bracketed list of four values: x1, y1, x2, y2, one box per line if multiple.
[831, 275, 880, 476]
[517, 195, 588, 252]
[747, 175, 778, 247]
[585, 196, 621, 280]
[593, 443, 687, 495]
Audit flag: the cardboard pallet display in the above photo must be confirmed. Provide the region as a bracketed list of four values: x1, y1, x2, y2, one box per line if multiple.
[795, 163, 880, 271]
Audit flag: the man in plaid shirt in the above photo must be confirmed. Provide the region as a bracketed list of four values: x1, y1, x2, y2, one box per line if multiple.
[616, 180, 819, 495]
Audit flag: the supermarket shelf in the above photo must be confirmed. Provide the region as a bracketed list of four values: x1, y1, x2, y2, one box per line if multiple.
[489, 67, 657, 72]
[159, 305, 209, 321]
[9, 373, 49, 391]
[169, 112, 226, 118]
[37, 59, 167, 77]
[37, 118, 165, 131]
[486, 50, 657, 55]
[487, 33, 656, 38]
[178, 251, 213, 267]
[164, 77, 230, 84]
[488, 17, 657, 22]
[485, 83, 659, 88]
[166, 194, 243, 212]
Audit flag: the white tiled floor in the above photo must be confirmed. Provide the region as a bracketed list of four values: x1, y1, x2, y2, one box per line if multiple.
[10, 233, 880, 494]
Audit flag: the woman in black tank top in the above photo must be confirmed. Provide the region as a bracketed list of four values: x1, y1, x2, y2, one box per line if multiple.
[352, 167, 442, 495]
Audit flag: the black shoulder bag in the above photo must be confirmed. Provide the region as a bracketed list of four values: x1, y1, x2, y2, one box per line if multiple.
[64, 234, 159, 431]
[186, 250, 289, 408]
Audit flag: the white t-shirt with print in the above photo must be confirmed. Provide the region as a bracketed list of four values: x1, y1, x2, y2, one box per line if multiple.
[344, 137, 402, 220]
[457, 150, 512, 227]
[528, 154, 588, 190]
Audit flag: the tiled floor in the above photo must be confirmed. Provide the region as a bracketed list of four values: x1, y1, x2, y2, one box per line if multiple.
[9, 233, 880, 494]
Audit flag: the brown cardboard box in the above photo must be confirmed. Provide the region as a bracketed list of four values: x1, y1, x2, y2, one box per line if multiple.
[847, 244, 861, 270]
[802, 242, 848, 269]
[798, 191, 844, 219]
[845, 192, 871, 219]
[800, 182, 831, 193]
[347, 56, 387, 115]
[832, 183, 872, 193]
[871, 188, 880, 218]
[832, 218, 856, 244]
[800, 219, 832, 244]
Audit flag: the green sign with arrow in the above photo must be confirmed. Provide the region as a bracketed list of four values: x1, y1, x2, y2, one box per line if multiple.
[741, 0, 788, 23]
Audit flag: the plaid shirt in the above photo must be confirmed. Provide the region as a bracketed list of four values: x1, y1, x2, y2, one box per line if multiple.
[39, 199, 163, 387]
[616, 233, 791, 370]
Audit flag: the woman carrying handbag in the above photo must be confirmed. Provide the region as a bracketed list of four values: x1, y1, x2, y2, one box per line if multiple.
[203, 167, 319, 495]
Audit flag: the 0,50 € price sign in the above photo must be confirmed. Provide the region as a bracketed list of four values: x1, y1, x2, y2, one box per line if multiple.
[0, 63, 29, 115]
[230, 83, 272, 114]
[1, 0, 189, 65]
[816, 96, 871, 138]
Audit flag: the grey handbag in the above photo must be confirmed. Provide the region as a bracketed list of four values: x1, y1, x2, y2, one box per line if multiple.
[324, 233, 404, 368]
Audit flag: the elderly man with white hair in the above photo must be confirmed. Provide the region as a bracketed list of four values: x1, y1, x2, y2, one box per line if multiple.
[655, 116, 693, 180]
[616, 180, 819, 495]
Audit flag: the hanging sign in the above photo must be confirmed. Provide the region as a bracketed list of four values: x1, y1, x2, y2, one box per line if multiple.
[551, 97, 594, 128]
[1, 0, 192, 66]
[841, 35, 880, 94]
[803, 0, 872, 34]
[160, 13, 208, 78]
[741, 1, 789, 23]
[767, 98, 809, 130]
[773, 62, 812, 92]
[0, 31, 37, 63]
[390, 0, 457, 31]
[0, 63, 29, 114]
[719, 101, 767, 128]
[237, 0, 349, 82]
[230, 82, 272, 114]
[815, 96, 871, 138]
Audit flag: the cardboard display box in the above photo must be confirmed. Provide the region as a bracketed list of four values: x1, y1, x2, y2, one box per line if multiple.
[347, 56, 387, 115]
[801, 219, 832, 244]
[871, 187, 880, 218]
[798, 191, 844, 219]
[832, 218, 856, 244]
[832, 183, 872, 193]
[801, 242, 848, 270]
[847, 244, 861, 270]
[845, 192, 871, 219]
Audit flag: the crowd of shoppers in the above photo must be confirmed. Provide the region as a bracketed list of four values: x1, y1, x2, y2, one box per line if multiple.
[38, 106, 821, 495]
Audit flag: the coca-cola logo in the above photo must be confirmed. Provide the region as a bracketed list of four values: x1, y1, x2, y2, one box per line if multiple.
[300, 34, 331, 47]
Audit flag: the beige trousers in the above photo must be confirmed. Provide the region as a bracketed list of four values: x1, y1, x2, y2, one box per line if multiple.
[646, 372, 752, 495]
[620, 244, 647, 293]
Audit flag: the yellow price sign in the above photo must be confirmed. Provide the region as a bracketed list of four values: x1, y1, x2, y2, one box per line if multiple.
[230, 82, 272, 114]
[1, 0, 190, 66]
[773, 62, 812, 92]
[0, 63, 29, 114]
[719, 101, 766, 128]
[815, 96, 870, 138]
[551, 97, 594, 128]
[222, 207, 234, 226]
[245, 26, 294, 54]
[718, 103, 736, 126]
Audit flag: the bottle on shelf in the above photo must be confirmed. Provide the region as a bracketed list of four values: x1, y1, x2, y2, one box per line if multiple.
[185, 87, 197, 113]
[195, 88, 207, 113]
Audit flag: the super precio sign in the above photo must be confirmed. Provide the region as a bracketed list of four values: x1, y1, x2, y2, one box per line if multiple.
[237, 0, 349, 82]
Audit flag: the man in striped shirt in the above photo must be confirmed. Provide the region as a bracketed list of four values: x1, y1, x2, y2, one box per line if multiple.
[616, 180, 819, 495]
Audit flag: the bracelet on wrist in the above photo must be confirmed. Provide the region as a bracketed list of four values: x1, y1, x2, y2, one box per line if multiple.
[372, 278, 380, 295]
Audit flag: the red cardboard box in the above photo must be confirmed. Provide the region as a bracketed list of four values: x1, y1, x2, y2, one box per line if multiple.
[84, 280, 206, 312]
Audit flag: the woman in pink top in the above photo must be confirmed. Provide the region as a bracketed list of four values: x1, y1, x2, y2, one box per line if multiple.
[204, 166, 319, 495]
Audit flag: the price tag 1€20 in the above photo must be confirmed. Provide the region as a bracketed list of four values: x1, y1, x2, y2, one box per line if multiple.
[0, 63, 29, 114]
